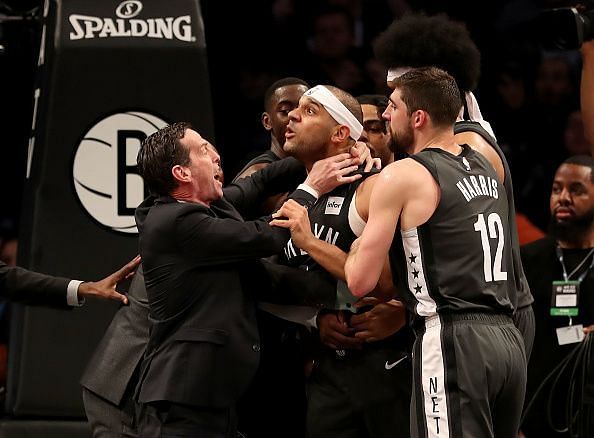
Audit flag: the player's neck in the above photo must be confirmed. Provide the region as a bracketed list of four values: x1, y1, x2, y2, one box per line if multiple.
[308, 144, 351, 172]
[413, 130, 460, 156]
[270, 137, 287, 159]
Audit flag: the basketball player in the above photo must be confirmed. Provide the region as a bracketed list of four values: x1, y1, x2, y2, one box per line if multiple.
[373, 13, 535, 357]
[345, 68, 526, 438]
[271, 84, 412, 437]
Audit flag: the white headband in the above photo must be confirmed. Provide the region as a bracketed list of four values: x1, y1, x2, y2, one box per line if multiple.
[386, 67, 412, 82]
[304, 85, 363, 140]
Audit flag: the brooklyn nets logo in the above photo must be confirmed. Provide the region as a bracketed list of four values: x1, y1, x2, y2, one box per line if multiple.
[72, 111, 168, 234]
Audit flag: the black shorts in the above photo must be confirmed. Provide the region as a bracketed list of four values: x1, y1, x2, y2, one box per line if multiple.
[307, 343, 412, 438]
[411, 313, 526, 438]
[512, 304, 535, 360]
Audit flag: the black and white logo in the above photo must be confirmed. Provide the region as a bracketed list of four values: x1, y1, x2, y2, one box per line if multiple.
[325, 196, 345, 215]
[72, 111, 168, 234]
[115, 1, 142, 19]
[69, 0, 195, 42]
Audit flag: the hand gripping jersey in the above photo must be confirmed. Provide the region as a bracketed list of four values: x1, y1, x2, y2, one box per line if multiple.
[390, 145, 516, 319]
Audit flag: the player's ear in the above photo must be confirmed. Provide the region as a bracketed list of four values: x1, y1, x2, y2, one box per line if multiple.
[262, 112, 272, 131]
[412, 110, 427, 128]
[332, 125, 350, 143]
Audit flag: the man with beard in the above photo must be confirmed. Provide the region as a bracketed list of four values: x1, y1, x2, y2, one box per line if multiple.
[345, 67, 526, 438]
[520, 155, 594, 437]
[373, 13, 536, 358]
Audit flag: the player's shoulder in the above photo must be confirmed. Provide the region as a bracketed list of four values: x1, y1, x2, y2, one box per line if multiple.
[382, 157, 434, 182]
[367, 158, 435, 202]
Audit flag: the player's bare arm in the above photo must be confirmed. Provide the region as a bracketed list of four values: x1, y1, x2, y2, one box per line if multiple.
[346, 158, 439, 297]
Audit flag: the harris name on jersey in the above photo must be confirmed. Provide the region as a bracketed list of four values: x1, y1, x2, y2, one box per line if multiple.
[456, 174, 499, 203]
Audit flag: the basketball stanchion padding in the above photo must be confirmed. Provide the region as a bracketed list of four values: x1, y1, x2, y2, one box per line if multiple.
[9, 0, 213, 417]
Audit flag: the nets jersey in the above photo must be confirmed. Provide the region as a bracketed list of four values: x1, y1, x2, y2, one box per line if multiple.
[454, 121, 533, 309]
[282, 168, 376, 270]
[281, 169, 377, 310]
[390, 144, 516, 319]
[232, 150, 279, 183]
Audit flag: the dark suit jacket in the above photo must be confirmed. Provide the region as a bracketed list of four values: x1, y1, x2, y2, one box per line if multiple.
[135, 162, 321, 407]
[80, 267, 149, 405]
[135, 195, 288, 407]
[81, 158, 333, 407]
[0, 261, 69, 306]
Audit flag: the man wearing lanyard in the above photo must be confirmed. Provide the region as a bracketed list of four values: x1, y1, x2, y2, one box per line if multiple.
[520, 155, 594, 437]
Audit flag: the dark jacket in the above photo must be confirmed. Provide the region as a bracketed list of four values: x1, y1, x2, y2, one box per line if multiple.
[81, 157, 333, 407]
[0, 261, 69, 306]
[134, 193, 294, 407]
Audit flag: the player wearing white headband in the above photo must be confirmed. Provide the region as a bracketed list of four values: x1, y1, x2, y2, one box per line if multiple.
[302, 85, 364, 141]
[271, 84, 413, 438]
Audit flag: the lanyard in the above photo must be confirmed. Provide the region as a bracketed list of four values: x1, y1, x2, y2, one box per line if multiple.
[555, 246, 594, 282]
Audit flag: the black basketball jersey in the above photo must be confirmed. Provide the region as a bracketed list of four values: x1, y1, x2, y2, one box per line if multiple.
[232, 150, 279, 183]
[282, 168, 377, 271]
[390, 144, 516, 318]
[454, 121, 533, 309]
[282, 168, 377, 310]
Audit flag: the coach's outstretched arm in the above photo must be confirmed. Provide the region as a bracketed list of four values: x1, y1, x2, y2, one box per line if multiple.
[0, 255, 139, 306]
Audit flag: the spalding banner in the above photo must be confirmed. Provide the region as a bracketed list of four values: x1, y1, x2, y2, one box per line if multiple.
[9, 0, 214, 421]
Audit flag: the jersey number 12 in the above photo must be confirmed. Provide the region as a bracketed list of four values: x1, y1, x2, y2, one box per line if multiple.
[474, 213, 508, 282]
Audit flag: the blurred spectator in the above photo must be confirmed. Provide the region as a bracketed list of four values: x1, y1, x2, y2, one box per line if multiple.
[514, 52, 580, 230]
[491, 61, 531, 154]
[534, 53, 577, 108]
[563, 110, 592, 156]
[325, 0, 400, 48]
[0, 220, 18, 390]
[364, 57, 391, 95]
[303, 5, 373, 95]
[0, 228, 15, 393]
[580, 40, 594, 147]
[0, 239, 17, 268]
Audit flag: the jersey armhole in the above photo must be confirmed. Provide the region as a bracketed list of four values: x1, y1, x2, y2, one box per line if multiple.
[348, 190, 366, 237]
